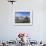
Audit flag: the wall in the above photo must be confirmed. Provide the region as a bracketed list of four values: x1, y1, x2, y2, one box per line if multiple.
[0, 0, 46, 42]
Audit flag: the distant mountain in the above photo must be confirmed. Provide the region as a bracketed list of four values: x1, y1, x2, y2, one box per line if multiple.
[15, 16, 30, 23]
[16, 16, 30, 20]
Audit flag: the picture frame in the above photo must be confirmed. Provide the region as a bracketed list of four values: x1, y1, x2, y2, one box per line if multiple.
[14, 10, 33, 26]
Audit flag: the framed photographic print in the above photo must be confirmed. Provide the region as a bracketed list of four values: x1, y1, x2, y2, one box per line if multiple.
[15, 11, 33, 26]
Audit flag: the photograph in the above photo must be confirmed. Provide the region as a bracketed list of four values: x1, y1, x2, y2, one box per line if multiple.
[15, 11, 32, 25]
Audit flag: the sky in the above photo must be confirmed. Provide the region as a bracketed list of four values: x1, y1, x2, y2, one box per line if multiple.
[15, 12, 31, 16]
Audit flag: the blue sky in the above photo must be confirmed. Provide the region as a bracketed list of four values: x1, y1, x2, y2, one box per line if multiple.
[15, 12, 30, 16]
